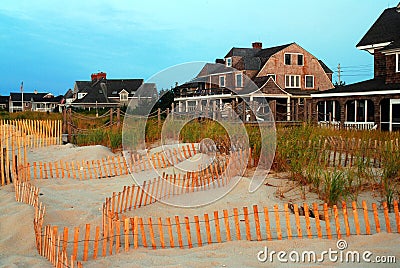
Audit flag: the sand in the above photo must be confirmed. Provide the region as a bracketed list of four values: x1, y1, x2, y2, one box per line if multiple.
[1, 144, 399, 267]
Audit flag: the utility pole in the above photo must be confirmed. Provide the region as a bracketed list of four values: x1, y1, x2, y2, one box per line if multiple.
[337, 63, 341, 85]
[20, 81, 24, 112]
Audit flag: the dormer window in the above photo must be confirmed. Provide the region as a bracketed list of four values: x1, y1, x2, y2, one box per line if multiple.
[284, 53, 304, 65]
[226, 57, 232, 67]
[119, 90, 129, 101]
[77, 93, 87, 99]
[396, 53, 400, 72]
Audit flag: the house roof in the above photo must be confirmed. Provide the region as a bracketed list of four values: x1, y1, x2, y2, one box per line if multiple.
[318, 60, 333, 74]
[311, 78, 400, 96]
[357, 6, 400, 48]
[0, 96, 9, 104]
[10, 92, 63, 103]
[225, 43, 293, 69]
[72, 78, 144, 104]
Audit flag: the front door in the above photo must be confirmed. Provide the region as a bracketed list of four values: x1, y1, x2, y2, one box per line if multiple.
[390, 99, 400, 131]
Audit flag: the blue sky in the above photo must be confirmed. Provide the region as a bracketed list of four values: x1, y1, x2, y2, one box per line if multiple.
[0, 0, 398, 96]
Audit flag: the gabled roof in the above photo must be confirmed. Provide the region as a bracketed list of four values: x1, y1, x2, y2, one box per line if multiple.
[256, 77, 289, 95]
[311, 78, 400, 96]
[73, 78, 144, 104]
[225, 43, 293, 69]
[357, 6, 400, 49]
[75, 78, 143, 97]
[318, 60, 333, 74]
[197, 63, 233, 77]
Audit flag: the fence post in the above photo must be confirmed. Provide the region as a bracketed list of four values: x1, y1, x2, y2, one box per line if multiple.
[362, 200, 371, 235]
[67, 108, 72, 143]
[372, 203, 381, 233]
[166, 217, 174, 248]
[138, 217, 147, 248]
[117, 108, 120, 127]
[204, 213, 212, 244]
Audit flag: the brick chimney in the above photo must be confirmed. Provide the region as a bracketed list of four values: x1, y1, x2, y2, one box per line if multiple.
[252, 42, 262, 49]
[91, 72, 107, 81]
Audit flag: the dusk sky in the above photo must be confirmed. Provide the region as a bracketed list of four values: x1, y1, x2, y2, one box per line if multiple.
[0, 0, 398, 96]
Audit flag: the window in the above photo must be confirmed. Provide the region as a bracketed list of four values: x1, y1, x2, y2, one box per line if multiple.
[120, 93, 128, 101]
[284, 54, 291, 65]
[78, 93, 87, 99]
[219, 76, 225, 87]
[305, 75, 314, 88]
[226, 57, 232, 67]
[298, 54, 304, 65]
[266, 74, 276, 81]
[285, 75, 300, 88]
[235, 73, 243, 87]
[285, 53, 304, 65]
[396, 53, 400, 72]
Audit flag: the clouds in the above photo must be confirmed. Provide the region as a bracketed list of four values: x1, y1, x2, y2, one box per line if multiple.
[0, 0, 397, 95]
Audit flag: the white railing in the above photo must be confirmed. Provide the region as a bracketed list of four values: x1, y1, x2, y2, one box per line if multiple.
[34, 107, 53, 112]
[344, 122, 376, 130]
[318, 121, 340, 129]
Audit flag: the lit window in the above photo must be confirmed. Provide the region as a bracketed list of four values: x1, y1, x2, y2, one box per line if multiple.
[226, 58, 232, 67]
[305, 75, 314, 88]
[235, 73, 243, 87]
[219, 76, 225, 87]
[285, 75, 300, 88]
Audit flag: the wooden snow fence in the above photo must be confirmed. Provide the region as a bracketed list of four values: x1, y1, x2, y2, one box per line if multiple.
[12, 172, 400, 267]
[282, 137, 399, 168]
[1, 119, 62, 185]
[15, 144, 203, 182]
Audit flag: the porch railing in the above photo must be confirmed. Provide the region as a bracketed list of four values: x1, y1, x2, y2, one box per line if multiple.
[344, 121, 376, 130]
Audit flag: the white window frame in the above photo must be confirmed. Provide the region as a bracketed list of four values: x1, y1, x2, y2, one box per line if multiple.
[305, 75, 314, 88]
[226, 57, 232, 67]
[396, 53, 400, 72]
[297, 54, 304, 66]
[284, 53, 292, 65]
[284, 53, 304, 66]
[285, 75, 300, 88]
[77, 93, 87, 99]
[266, 74, 276, 81]
[219, 75, 226, 87]
[120, 93, 128, 101]
[235, 73, 243, 87]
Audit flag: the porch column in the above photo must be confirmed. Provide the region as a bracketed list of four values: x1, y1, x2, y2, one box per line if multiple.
[373, 97, 381, 130]
[338, 99, 346, 127]
[286, 97, 291, 121]
[178, 101, 182, 112]
[185, 101, 188, 112]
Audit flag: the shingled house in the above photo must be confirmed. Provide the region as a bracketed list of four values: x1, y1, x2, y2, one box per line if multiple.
[9, 91, 63, 113]
[311, 4, 400, 131]
[174, 42, 333, 121]
[68, 72, 157, 109]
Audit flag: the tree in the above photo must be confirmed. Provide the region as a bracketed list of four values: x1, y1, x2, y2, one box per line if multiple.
[334, 80, 346, 87]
